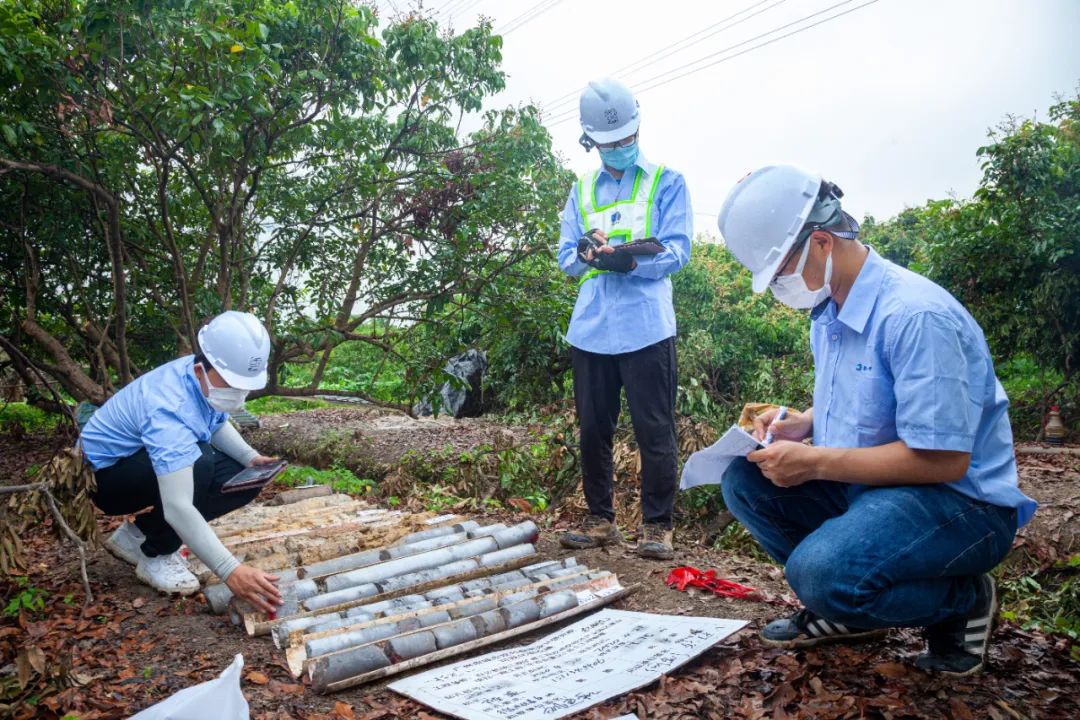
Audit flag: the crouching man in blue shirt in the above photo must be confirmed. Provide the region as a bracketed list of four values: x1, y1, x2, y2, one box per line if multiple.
[80, 311, 284, 613]
[714, 166, 1036, 676]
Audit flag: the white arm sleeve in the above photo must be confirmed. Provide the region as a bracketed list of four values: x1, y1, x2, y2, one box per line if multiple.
[210, 421, 259, 467]
[157, 466, 241, 581]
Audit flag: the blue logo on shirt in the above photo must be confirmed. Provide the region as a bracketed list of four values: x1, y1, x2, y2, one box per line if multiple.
[611, 211, 620, 223]
[855, 363, 873, 372]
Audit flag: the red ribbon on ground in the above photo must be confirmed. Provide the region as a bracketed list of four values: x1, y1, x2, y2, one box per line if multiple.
[665, 566, 761, 601]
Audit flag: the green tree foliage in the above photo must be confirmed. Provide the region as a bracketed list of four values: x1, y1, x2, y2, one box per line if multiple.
[394, 239, 813, 421]
[400, 254, 577, 412]
[0, 0, 568, 410]
[923, 97, 1080, 384]
[860, 92, 1080, 434]
[859, 209, 930, 269]
[672, 241, 813, 422]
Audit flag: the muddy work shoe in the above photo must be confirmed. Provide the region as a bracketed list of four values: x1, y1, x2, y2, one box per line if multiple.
[915, 574, 997, 677]
[559, 516, 621, 549]
[637, 523, 674, 560]
[761, 608, 889, 648]
[136, 551, 201, 596]
[105, 520, 148, 566]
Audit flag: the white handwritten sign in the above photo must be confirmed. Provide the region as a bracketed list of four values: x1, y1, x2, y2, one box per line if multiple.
[388, 610, 747, 720]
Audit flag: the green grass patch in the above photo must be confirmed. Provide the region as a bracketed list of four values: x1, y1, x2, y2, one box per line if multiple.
[712, 522, 777, 565]
[3, 577, 48, 617]
[277, 463, 374, 496]
[0, 402, 61, 434]
[999, 555, 1080, 661]
[246, 395, 329, 415]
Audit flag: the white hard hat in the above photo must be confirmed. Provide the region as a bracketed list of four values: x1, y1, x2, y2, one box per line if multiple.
[197, 311, 271, 390]
[579, 78, 640, 144]
[717, 165, 825, 293]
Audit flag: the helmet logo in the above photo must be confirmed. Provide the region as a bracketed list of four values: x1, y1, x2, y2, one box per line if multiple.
[248, 356, 263, 372]
[604, 108, 619, 126]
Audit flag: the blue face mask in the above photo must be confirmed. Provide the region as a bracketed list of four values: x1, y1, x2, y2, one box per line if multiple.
[599, 141, 639, 171]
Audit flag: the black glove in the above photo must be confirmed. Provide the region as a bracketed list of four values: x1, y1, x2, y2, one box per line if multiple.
[577, 230, 603, 264]
[592, 247, 637, 273]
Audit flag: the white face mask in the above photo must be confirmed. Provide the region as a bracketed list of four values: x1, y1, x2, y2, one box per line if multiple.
[770, 238, 833, 310]
[206, 385, 248, 413]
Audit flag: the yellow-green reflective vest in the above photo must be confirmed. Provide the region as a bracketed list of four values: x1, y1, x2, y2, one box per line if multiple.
[577, 162, 666, 285]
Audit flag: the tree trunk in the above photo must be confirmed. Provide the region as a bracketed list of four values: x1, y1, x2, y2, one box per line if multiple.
[19, 319, 108, 404]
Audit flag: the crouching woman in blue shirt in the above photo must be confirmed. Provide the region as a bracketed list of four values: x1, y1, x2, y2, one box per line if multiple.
[714, 166, 1036, 676]
[79, 311, 284, 613]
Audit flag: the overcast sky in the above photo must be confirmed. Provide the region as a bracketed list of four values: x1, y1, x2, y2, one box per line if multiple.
[397, 0, 1080, 238]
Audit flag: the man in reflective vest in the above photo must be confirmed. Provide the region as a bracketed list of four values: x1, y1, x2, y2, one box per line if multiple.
[556, 78, 692, 559]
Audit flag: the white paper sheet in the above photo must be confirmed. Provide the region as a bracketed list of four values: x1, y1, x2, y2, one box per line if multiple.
[679, 424, 762, 490]
[389, 610, 747, 720]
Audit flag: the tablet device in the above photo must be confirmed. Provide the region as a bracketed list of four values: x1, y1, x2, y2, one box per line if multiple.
[221, 460, 288, 494]
[616, 238, 665, 255]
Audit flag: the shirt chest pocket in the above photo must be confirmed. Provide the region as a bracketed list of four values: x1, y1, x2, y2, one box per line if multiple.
[855, 373, 897, 434]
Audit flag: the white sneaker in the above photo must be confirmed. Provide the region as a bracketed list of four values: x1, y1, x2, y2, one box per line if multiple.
[105, 521, 147, 566]
[136, 552, 201, 595]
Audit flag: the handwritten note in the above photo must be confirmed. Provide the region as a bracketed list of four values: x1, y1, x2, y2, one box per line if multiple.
[388, 610, 746, 720]
[679, 424, 762, 491]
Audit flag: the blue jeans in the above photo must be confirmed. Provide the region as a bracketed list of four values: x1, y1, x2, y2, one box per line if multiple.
[721, 458, 1017, 629]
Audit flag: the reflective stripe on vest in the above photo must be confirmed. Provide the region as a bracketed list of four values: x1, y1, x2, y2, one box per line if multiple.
[577, 164, 665, 285]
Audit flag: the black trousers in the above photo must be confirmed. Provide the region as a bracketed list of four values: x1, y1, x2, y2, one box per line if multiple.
[572, 336, 678, 528]
[90, 443, 259, 557]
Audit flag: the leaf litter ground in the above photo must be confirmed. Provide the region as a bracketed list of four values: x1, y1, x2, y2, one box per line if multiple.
[1, 417, 1078, 720]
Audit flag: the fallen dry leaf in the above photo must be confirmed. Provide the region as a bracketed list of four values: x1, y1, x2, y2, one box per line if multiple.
[15, 649, 33, 690]
[25, 645, 46, 674]
[949, 697, 975, 720]
[507, 497, 532, 513]
[994, 699, 1023, 719]
[873, 662, 908, 679]
[246, 670, 270, 685]
[269, 679, 305, 696]
[333, 701, 356, 719]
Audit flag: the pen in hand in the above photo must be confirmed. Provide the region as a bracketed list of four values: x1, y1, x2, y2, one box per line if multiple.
[763, 406, 788, 445]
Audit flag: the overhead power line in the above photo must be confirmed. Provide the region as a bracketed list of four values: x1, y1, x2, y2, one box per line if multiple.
[497, 0, 565, 36]
[542, 0, 849, 118]
[496, 0, 550, 31]
[434, 0, 472, 18]
[543, 0, 880, 128]
[541, 0, 786, 113]
[446, 0, 486, 24]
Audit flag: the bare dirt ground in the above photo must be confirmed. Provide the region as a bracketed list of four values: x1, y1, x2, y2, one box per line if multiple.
[245, 406, 528, 469]
[2, 412, 1078, 720]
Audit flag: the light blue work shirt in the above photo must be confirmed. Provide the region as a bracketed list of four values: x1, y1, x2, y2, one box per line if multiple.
[810, 247, 1036, 526]
[80, 356, 228, 476]
[558, 152, 692, 355]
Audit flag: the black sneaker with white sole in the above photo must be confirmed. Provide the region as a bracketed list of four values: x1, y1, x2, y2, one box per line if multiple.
[915, 573, 997, 676]
[761, 608, 889, 648]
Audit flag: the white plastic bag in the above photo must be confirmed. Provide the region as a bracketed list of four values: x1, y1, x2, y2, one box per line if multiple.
[129, 654, 249, 720]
